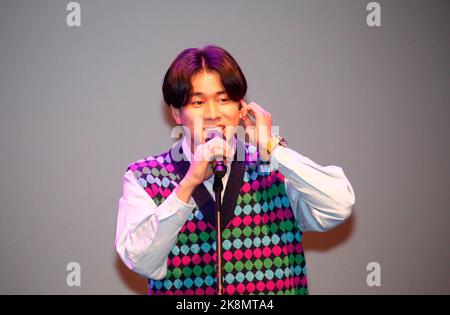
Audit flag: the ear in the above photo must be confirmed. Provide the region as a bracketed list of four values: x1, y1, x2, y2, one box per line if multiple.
[170, 106, 182, 125]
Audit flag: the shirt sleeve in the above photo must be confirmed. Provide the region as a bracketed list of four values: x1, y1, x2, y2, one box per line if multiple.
[114, 170, 196, 279]
[270, 146, 355, 232]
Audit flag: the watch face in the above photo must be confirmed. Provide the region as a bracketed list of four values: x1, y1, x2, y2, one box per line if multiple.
[268, 136, 287, 154]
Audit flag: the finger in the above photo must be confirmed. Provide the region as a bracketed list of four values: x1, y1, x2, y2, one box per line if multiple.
[249, 102, 269, 115]
[241, 108, 257, 124]
[207, 140, 231, 157]
[240, 100, 250, 121]
[207, 137, 230, 148]
[209, 146, 229, 161]
[240, 107, 249, 120]
[244, 102, 266, 119]
[243, 116, 255, 129]
[247, 102, 272, 132]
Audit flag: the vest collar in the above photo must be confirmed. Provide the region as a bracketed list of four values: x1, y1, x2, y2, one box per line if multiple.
[170, 138, 246, 229]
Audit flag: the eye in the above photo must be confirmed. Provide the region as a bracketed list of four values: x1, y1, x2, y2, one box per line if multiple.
[191, 100, 204, 106]
[218, 98, 229, 104]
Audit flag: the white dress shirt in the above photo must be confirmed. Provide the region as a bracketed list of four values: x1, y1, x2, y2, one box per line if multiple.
[115, 138, 355, 279]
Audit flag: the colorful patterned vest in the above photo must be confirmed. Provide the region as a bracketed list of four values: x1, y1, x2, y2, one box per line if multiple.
[127, 139, 308, 295]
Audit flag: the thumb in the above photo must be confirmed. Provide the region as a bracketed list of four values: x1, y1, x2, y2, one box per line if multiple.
[242, 115, 254, 128]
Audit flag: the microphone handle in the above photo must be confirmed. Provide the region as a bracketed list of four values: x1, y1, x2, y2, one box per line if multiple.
[211, 159, 227, 179]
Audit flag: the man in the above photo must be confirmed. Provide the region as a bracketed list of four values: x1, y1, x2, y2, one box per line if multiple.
[115, 45, 355, 295]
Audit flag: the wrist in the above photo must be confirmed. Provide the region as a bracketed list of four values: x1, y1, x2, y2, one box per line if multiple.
[180, 176, 199, 191]
[262, 135, 287, 161]
[176, 177, 198, 204]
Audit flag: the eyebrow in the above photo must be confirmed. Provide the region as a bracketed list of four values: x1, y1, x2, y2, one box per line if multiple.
[190, 90, 227, 97]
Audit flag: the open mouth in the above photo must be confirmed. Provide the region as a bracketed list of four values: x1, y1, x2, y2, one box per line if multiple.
[203, 125, 224, 130]
[203, 126, 225, 133]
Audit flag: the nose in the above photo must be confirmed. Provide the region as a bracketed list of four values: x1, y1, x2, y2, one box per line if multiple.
[204, 101, 220, 121]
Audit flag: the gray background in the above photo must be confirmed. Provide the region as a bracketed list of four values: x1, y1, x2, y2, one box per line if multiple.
[0, 0, 449, 294]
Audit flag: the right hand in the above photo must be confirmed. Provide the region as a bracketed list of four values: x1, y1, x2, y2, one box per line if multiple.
[185, 137, 234, 186]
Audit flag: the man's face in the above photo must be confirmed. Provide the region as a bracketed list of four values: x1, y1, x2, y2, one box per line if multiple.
[171, 70, 241, 152]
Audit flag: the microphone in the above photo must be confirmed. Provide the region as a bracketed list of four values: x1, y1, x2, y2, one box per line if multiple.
[204, 127, 227, 179]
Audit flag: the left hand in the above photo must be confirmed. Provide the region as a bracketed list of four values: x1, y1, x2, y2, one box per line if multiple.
[239, 100, 272, 161]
